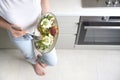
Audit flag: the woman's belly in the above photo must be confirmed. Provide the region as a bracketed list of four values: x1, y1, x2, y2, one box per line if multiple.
[0, 0, 41, 32]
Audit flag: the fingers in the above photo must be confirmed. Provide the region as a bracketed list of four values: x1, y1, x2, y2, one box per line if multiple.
[13, 31, 24, 38]
[25, 30, 30, 34]
[14, 30, 29, 38]
[10, 24, 30, 38]
[11, 24, 22, 31]
[12, 24, 29, 34]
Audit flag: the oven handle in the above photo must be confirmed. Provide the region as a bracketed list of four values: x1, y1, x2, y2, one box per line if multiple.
[84, 26, 120, 29]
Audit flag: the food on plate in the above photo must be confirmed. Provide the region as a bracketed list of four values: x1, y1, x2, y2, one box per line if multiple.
[34, 13, 59, 53]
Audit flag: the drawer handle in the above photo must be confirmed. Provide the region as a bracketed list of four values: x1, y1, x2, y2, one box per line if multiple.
[84, 26, 120, 29]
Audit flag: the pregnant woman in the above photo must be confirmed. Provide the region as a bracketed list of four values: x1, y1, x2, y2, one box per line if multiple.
[0, 0, 57, 76]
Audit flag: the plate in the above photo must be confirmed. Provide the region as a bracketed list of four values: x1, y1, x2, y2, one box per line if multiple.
[34, 12, 59, 54]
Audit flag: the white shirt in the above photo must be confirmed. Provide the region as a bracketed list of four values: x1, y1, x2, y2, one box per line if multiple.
[0, 0, 41, 33]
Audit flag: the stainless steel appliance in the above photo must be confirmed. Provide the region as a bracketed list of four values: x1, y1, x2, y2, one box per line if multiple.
[75, 16, 120, 45]
[81, 0, 120, 7]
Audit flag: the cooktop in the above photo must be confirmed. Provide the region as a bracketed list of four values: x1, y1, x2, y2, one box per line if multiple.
[81, 0, 120, 7]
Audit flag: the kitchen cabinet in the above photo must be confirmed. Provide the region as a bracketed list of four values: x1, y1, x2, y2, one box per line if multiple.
[0, 28, 15, 48]
[55, 16, 79, 49]
[0, 16, 79, 49]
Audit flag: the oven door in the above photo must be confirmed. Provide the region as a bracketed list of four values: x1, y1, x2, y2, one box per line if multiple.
[76, 16, 120, 45]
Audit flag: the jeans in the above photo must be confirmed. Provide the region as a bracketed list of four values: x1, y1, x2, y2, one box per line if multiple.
[7, 31, 57, 66]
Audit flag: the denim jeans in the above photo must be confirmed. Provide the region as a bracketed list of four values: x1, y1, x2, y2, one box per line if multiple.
[7, 31, 57, 66]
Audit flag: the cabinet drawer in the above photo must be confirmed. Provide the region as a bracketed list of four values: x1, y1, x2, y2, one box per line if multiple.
[56, 16, 79, 34]
[0, 28, 16, 48]
[56, 16, 79, 23]
[58, 22, 78, 34]
[55, 34, 76, 49]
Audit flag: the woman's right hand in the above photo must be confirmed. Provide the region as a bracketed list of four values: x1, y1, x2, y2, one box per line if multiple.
[9, 24, 28, 38]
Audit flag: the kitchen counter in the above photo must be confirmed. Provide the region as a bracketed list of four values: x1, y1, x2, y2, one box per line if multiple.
[50, 0, 120, 16]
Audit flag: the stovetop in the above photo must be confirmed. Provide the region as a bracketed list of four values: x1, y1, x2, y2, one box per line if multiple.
[81, 0, 120, 7]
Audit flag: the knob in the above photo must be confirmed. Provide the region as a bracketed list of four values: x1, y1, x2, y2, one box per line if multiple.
[105, 0, 112, 7]
[101, 16, 109, 21]
[112, 0, 120, 6]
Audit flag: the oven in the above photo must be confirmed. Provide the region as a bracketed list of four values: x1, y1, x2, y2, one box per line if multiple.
[75, 16, 120, 46]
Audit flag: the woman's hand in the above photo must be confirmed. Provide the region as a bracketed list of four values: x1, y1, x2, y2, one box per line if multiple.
[9, 24, 28, 38]
[0, 17, 29, 38]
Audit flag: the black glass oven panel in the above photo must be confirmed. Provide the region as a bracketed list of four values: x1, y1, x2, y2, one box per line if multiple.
[77, 22, 120, 45]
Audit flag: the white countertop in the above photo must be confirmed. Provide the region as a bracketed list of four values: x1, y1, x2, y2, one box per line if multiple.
[50, 0, 120, 16]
